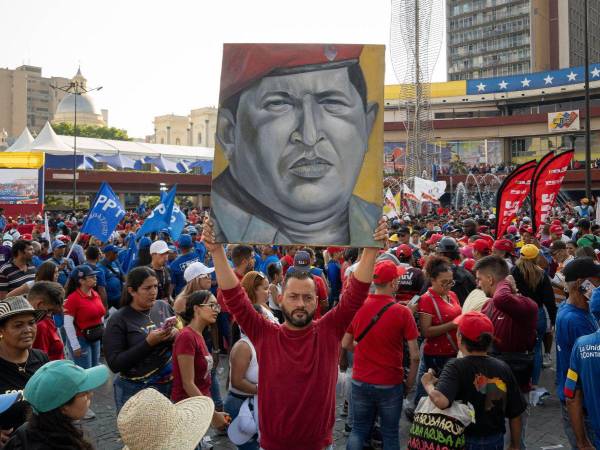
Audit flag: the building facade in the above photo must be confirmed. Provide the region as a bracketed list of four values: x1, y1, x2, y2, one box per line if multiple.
[0, 65, 70, 138]
[51, 68, 107, 127]
[151, 107, 217, 147]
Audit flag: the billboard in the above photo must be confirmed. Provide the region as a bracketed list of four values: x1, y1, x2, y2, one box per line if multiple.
[548, 110, 580, 133]
[0, 169, 40, 204]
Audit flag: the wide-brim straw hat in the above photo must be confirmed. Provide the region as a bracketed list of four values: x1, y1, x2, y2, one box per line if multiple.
[0, 296, 46, 323]
[118, 388, 214, 450]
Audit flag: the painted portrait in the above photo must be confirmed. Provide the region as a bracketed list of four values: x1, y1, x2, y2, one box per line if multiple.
[210, 43, 384, 247]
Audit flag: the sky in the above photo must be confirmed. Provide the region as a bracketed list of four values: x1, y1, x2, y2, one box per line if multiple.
[1, 0, 446, 138]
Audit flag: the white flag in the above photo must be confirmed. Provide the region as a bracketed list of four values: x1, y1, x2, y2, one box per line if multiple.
[43, 212, 52, 252]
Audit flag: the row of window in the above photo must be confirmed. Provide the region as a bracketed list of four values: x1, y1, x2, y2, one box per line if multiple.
[448, 3, 528, 30]
[449, 61, 530, 80]
[449, 34, 528, 57]
[448, 17, 529, 45]
[450, 46, 530, 72]
[448, 0, 523, 18]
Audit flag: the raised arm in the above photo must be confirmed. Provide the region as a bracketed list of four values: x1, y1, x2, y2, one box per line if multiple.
[492, 278, 536, 320]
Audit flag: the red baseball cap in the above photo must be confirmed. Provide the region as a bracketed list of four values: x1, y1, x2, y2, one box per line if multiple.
[453, 311, 495, 342]
[426, 233, 443, 246]
[550, 224, 563, 235]
[493, 239, 514, 254]
[551, 219, 562, 226]
[473, 239, 491, 254]
[520, 226, 533, 235]
[507, 225, 518, 234]
[395, 244, 413, 259]
[326, 247, 344, 256]
[373, 260, 406, 284]
[462, 258, 476, 273]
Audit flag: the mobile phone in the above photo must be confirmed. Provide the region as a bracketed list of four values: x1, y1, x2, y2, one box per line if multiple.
[161, 316, 177, 331]
[408, 295, 421, 307]
[580, 280, 596, 299]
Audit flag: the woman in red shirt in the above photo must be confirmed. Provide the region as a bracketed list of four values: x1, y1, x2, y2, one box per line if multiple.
[415, 256, 461, 403]
[63, 265, 106, 370]
[172, 290, 228, 430]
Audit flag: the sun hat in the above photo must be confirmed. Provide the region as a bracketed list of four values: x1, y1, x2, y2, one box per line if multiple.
[373, 260, 406, 284]
[183, 262, 215, 283]
[228, 396, 259, 445]
[118, 388, 214, 450]
[24, 360, 108, 413]
[0, 296, 46, 323]
[69, 264, 99, 281]
[149, 240, 169, 255]
[520, 244, 540, 260]
[453, 311, 494, 342]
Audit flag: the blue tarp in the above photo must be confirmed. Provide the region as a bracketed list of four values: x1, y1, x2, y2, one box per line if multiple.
[96, 154, 136, 170]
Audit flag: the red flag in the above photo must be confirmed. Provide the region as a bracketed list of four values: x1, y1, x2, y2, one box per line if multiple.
[532, 150, 574, 232]
[530, 151, 555, 221]
[495, 160, 537, 238]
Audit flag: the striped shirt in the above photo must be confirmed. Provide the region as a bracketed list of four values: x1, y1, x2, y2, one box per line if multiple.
[0, 261, 36, 294]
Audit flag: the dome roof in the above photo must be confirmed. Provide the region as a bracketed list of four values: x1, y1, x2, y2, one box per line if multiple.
[55, 93, 100, 116]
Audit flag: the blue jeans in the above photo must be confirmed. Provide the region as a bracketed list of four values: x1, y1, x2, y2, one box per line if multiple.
[210, 368, 223, 410]
[347, 382, 403, 450]
[113, 375, 172, 413]
[71, 336, 101, 369]
[465, 433, 504, 450]
[561, 401, 597, 449]
[414, 354, 453, 406]
[532, 306, 547, 385]
[224, 393, 259, 450]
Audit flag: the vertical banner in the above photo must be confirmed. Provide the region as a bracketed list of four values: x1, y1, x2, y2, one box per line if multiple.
[530, 151, 555, 222]
[532, 150, 574, 232]
[383, 189, 399, 219]
[495, 160, 536, 238]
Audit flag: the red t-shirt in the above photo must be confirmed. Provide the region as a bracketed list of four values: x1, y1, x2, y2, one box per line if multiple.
[418, 288, 461, 356]
[171, 327, 213, 402]
[217, 271, 244, 313]
[313, 275, 328, 319]
[33, 316, 64, 361]
[63, 289, 106, 337]
[280, 255, 294, 276]
[349, 294, 418, 385]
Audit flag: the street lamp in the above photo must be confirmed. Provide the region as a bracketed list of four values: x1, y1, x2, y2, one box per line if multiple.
[50, 80, 102, 213]
[584, 0, 592, 198]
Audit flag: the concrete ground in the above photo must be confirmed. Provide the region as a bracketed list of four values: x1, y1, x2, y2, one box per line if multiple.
[85, 354, 570, 449]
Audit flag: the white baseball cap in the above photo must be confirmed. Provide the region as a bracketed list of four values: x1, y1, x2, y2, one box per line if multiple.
[149, 240, 169, 255]
[183, 262, 215, 283]
[227, 396, 258, 445]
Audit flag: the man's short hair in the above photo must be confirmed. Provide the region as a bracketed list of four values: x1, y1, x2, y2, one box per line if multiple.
[28, 281, 65, 308]
[231, 245, 253, 267]
[474, 255, 509, 280]
[11, 240, 32, 258]
[460, 333, 493, 352]
[578, 218, 591, 230]
[283, 269, 315, 292]
[86, 245, 101, 261]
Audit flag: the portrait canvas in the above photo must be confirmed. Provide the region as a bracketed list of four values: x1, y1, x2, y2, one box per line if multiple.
[210, 43, 384, 247]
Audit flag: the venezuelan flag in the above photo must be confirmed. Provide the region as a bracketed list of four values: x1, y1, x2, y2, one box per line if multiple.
[564, 369, 578, 399]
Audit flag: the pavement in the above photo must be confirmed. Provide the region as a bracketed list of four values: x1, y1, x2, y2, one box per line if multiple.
[85, 354, 570, 449]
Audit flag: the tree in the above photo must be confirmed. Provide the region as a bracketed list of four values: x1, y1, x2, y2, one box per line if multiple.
[52, 123, 131, 141]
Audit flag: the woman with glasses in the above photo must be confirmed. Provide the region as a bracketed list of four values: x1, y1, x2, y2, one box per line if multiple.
[171, 290, 228, 430]
[415, 256, 461, 404]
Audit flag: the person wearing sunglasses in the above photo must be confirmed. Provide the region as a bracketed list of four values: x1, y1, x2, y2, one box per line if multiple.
[414, 256, 462, 407]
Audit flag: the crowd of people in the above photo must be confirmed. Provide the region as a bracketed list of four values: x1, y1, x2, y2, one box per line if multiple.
[0, 199, 599, 449]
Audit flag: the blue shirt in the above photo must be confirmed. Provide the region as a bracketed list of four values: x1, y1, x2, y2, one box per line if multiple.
[326, 260, 341, 303]
[98, 258, 123, 306]
[169, 252, 201, 297]
[86, 262, 106, 289]
[193, 241, 206, 264]
[565, 330, 600, 447]
[32, 255, 43, 268]
[590, 287, 600, 323]
[555, 302, 599, 401]
[51, 256, 75, 287]
[256, 255, 280, 275]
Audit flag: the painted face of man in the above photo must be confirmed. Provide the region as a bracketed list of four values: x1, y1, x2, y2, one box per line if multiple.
[222, 66, 377, 215]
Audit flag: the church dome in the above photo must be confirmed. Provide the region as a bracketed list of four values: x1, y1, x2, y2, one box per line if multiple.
[55, 93, 99, 116]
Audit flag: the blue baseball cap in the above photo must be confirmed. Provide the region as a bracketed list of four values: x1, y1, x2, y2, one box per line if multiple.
[0, 392, 20, 414]
[139, 237, 152, 249]
[52, 240, 66, 249]
[178, 234, 193, 248]
[103, 244, 119, 254]
[69, 264, 99, 281]
[24, 360, 109, 413]
[186, 226, 198, 235]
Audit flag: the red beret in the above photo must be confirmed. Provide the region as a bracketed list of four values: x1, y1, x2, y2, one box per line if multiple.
[219, 43, 364, 102]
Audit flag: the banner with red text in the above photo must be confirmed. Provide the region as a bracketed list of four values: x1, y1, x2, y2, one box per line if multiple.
[495, 160, 537, 238]
[532, 150, 574, 232]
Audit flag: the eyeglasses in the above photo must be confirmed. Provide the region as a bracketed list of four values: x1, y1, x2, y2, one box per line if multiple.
[440, 280, 456, 287]
[199, 302, 221, 313]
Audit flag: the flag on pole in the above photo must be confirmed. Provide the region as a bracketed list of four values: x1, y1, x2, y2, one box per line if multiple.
[43, 212, 52, 251]
[136, 186, 177, 238]
[167, 202, 187, 241]
[383, 189, 399, 218]
[402, 184, 420, 203]
[121, 233, 138, 274]
[80, 182, 126, 242]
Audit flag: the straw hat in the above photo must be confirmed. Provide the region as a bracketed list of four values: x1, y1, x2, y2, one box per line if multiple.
[117, 388, 214, 450]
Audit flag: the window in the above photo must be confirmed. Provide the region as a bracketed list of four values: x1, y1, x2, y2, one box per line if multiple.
[160, 138, 164, 144]
[175, 138, 181, 145]
[197, 132, 202, 145]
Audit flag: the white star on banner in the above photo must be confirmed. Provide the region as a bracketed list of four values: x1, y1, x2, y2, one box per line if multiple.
[477, 83, 486, 92]
[544, 75, 554, 85]
[521, 78, 531, 87]
[567, 71, 577, 81]
[591, 67, 600, 78]
[498, 80, 508, 89]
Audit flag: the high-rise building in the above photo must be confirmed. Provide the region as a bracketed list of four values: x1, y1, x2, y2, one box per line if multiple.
[552, 0, 600, 69]
[151, 107, 217, 147]
[0, 65, 70, 138]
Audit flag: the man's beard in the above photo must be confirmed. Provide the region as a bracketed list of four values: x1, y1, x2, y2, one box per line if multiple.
[281, 305, 315, 328]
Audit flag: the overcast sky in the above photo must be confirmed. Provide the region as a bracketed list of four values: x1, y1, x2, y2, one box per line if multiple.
[1, 0, 446, 138]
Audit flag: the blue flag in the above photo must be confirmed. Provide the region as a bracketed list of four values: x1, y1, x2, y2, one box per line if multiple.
[136, 186, 176, 238]
[168, 202, 187, 241]
[80, 182, 125, 242]
[121, 233, 138, 274]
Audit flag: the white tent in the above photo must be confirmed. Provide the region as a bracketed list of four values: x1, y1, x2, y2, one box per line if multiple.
[26, 122, 73, 154]
[6, 127, 34, 151]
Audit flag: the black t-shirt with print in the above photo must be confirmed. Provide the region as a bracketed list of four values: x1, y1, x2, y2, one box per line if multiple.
[148, 265, 171, 301]
[435, 355, 526, 437]
[0, 350, 48, 430]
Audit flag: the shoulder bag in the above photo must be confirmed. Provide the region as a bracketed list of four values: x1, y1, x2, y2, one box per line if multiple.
[356, 302, 395, 343]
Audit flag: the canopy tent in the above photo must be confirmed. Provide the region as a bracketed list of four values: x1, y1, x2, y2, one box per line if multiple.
[6, 128, 34, 151]
[77, 155, 99, 170]
[25, 122, 73, 154]
[95, 153, 137, 170]
[177, 161, 190, 173]
[188, 159, 213, 174]
[144, 155, 181, 173]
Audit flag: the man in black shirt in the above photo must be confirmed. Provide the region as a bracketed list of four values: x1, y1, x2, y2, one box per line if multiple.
[422, 311, 525, 450]
[148, 240, 172, 303]
[0, 241, 35, 300]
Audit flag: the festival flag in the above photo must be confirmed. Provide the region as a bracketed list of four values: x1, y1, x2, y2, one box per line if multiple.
[80, 182, 126, 242]
[136, 186, 177, 238]
[402, 184, 420, 203]
[495, 160, 537, 238]
[43, 212, 52, 251]
[530, 150, 555, 222]
[413, 177, 446, 204]
[383, 189, 399, 218]
[532, 150, 574, 232]
[167, 202, 187, 241]
[120, 233, 138, 274]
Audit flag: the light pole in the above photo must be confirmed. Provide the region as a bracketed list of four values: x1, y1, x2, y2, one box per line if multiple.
[584, 0, 592, 198]
[50, 80, 102, 213]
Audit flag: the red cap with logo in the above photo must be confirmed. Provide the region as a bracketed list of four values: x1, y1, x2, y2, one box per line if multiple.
[373, 260, 406, 284]
[395, 244, 413, 259]
[473, 239, 491, 254]
[550, 224, 563, 235]
[493, 239, 514, 254]
[453, 311, 495, 341]
[426, 233, 443, 246]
